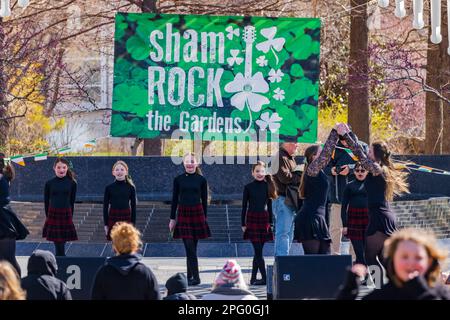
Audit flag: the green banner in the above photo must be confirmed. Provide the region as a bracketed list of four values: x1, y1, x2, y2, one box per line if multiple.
[111, 13, 320, 142]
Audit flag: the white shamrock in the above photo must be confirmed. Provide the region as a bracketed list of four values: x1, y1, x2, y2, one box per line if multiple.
[273, 88, 285, 101]
[256, 112, 283, 132]
[224, 72, 270, 112]
[268, 69, 284, 83]
[256, 55, 268, 67]
[256, 27, 285, 53]
[226, 26, 240, 40]
[227, 49, 244, 66]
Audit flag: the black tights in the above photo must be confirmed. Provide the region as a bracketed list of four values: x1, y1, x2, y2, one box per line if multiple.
[302, 240, 331, 254]
[0, 238, 21, 276]
[183, 239, 199, 281]
[54, 242, 66, 257]
[365, 232, 388, 284]
[251, 242, 266, 281]
[351, 239, 366, 265]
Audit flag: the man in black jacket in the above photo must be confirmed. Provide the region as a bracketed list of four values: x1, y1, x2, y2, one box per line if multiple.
[21, 250, 72, 300]
[325, 136, 368, 256]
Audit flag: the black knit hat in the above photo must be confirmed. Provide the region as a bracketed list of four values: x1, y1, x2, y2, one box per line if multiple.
[166, 272, 188, 295]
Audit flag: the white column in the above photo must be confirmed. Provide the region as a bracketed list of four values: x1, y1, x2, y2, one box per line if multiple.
[0, 0, 11, 18]
[430, 0, 442, 44]
[378, 0, 389, 8]
[413, 0, 424, 29]
[18, 0, 29, 8]
[395, 0, 406, 18]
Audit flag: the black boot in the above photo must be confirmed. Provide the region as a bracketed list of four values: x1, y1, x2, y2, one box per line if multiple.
[189, 257, 201, 286]
[250, 257, 258, 285]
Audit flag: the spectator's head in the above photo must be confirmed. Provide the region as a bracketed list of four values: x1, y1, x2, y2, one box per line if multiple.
[111, 222, 142, 255]
[281, 143, 299, 156]
[0, 261, 25, 300]
[27, 250, 57, 277]
[384, 228, 447, 287]
[213, 260, 247, 290]
[165, 272, 188, 296]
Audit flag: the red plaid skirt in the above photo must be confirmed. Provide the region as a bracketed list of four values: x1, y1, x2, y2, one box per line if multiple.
[243, 211, 273, 243]
[173, 204, 211, 240]
[42, 207, 78, 242]
[347, 207, 369, 241]
[107, 208, 132, 241]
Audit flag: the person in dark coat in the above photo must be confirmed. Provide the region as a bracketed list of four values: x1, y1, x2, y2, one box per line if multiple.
[21, 250, 71, 300]
[91, 222, 160, 300]
[337, 228, 450, 300]
[324, 135, 368, 255]
[340, 125, 409, 281]
[103, 160, 137, 241]
[0, 153, 29, 276]
[169, 152, 211, 286]
[341, 162, 369, 265]
[294, 124, 343, 254]
[43, 157, 78, 256]
[241, 161, 276, 285]
[163, 272, 196, 300]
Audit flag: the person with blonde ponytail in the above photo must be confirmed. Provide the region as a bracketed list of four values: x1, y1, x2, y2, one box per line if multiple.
[294, 124, 343, 254]
[169, 153, 211, 286]
[241, 161, 276, 285]
[103, 160, 137, 241]
[0, 153, 29, 276]
[91, 222, 160, 300]
[339, 124, 410, 283]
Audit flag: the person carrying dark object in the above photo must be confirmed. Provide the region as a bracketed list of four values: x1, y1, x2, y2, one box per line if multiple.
[0, 153, 29, 276]
[164, 272, 196, 300]
[21, 250, 72, 300]
[325, 133, 368, 256]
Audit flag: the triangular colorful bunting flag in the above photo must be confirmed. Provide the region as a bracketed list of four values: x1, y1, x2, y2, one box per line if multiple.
[10, 155, 25, 166]
[57, 147, 71, 155]
[34, 153, 48, 161]
[84, 139, 97, 148]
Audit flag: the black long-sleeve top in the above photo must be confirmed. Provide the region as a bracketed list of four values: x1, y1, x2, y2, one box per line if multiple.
[103, 180, 137, 226]
[299, 129, 339, 215]
[340, 179, 368, 228]
[0, 175, 11, 206]
[170, 172, 208, 219]
[337, 270, 450, 300]
[44, 176, 77, 216]
[241, 180, 273, 226]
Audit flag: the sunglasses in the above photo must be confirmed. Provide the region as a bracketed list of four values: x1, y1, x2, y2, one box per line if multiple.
[354, 169, 366, 173]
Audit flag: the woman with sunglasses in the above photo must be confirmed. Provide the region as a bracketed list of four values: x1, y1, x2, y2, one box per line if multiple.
[341, 162, 369, 265]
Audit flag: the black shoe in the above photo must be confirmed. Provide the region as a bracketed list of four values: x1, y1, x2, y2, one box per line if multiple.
[188, 278, 201, 286]
[253, 279, 266, 286]
[250, 278, 257, 286]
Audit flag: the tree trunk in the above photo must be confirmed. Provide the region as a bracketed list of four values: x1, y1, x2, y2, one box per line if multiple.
[0, 18, 8, 149]
[440, 3, 450, 154]
[425, 6, 447, 154]
[141, 0, 163, 156]
[348, 0, 370, 144]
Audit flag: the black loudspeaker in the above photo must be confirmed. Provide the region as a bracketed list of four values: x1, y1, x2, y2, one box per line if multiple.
[56, 257, 106, 300]
[272, 255, 352, 300]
